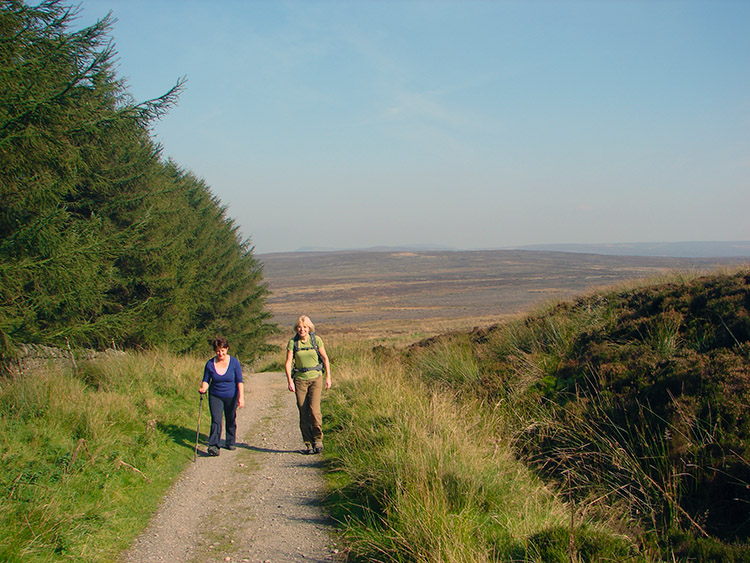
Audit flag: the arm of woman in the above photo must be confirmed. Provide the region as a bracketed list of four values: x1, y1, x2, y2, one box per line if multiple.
[285, 349, 295, 392]
[237, 382, 245, 408]
[200, 363, 210, 394]
[319, 345, 332, 389]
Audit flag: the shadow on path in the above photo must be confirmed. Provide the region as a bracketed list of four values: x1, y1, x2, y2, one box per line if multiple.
[159, 422, 195, 450]
[235, 443, 295, 454]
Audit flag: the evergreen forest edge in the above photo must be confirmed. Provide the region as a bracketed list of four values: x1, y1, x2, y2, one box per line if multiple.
[1, 0, 277, 367]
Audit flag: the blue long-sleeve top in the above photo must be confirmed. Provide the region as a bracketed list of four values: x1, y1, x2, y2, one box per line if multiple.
[203, 356, 243, 398]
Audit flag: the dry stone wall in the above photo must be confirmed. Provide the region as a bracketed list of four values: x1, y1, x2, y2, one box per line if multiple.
[2, 343, 125, 376]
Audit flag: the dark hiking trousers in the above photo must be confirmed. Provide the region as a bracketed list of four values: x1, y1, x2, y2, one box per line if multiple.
[208, 393, 239, 448]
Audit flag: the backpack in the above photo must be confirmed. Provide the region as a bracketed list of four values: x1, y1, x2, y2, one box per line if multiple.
[292, 332, 324, 375]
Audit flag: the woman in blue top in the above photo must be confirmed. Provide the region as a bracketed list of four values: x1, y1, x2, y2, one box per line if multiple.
[199, 337, 244, 456]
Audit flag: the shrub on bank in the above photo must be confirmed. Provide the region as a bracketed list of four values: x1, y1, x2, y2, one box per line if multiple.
[462, 269, 749, 561]
[326, 269, 748, 561]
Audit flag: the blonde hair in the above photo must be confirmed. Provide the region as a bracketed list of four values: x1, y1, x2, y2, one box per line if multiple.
[294, 315, 315, 332]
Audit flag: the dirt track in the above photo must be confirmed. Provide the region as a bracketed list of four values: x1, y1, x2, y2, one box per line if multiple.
[121, 371, 339, 563]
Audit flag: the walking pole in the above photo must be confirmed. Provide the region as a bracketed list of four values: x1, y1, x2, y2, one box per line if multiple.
[193, 392, 204, 462]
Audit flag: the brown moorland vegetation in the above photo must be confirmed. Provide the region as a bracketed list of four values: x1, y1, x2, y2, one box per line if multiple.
[260, 249, 747, 340]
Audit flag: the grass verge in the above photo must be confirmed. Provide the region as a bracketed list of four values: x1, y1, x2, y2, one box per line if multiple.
[394, 268, 750, 561]
[0, 350, 202, 562]
[322, 342, 645, 562]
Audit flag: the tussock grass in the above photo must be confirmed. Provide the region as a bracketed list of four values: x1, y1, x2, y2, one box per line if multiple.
[410, 334, 481, 388]
[323, 343, 642, 562]
[321, 269, 750, 561]
[0, 350, 202, 562]
[440, 268, 750, 561]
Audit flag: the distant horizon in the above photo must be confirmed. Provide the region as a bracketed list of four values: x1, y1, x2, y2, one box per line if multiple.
[259, 240, 750, 259]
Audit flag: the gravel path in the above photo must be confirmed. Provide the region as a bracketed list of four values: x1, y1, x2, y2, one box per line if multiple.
[121, 372, 340, 563]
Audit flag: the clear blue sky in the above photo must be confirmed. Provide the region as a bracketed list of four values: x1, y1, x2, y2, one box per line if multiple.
[77, 0, 750, 254]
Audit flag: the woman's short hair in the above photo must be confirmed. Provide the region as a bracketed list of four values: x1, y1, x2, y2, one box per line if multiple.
[295, 315, 315, 332]
[211, 337, 230, 350]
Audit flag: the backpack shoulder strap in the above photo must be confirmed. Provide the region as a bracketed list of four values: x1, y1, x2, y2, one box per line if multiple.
[309, 332, 320, 354]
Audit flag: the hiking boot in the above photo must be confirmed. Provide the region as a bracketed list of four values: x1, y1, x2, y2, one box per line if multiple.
[313, 443, 323, 454]
[302, 443, 313, 455]
[225, 444, 236, 450]
[207, 445, 220, 456]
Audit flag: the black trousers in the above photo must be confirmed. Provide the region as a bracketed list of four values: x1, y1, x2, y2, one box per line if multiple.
[207, 393, 238, 448]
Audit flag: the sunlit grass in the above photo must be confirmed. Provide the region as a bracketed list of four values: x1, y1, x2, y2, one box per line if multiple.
[2, 267, 744, 562]
[0, 350, 202, 562]
[323, 341, 644, 562]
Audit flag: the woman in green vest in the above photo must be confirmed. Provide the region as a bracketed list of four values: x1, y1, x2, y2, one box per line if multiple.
[285, 315, 331, 454]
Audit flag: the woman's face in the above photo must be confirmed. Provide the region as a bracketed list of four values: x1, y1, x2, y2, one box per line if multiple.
[214, 346, 229, 361]
[296, 324, 310, 339]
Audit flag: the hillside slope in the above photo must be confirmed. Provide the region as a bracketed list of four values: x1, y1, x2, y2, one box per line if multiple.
[419, 269, 749, 559]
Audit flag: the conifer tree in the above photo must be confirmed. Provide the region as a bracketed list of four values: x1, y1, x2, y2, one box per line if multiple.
[0, 0, 276, 364]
